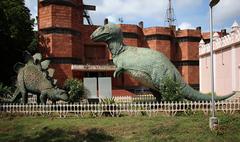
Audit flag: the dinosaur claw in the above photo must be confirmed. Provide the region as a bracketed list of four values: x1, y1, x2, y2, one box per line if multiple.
[113, 71, 117, 78]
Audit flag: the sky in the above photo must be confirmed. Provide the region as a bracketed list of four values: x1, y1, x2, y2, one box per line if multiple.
[25, 0, 240, 32]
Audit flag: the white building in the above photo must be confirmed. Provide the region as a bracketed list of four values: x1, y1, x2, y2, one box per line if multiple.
[199, 21, 240, 96]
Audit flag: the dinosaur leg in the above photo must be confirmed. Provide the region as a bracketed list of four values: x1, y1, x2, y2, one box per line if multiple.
[19, 87, 28, 104]
[150, 89, 162, 102]
[40, 92, 48, 104]
[22, 92, 28, 104]
[10, 87, 21, 103]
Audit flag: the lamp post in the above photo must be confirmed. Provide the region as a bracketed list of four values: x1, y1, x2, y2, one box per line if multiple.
[209, 0, 220, 130]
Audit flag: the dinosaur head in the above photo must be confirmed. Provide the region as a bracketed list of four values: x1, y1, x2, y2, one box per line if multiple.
[90, 23, 123, 42]
[51, 88, 69, 102]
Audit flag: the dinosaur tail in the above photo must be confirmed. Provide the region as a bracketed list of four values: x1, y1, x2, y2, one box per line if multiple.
[181, 84, 235, 101]
[0, 88, 21, 103]
[11, 88, 22, 102]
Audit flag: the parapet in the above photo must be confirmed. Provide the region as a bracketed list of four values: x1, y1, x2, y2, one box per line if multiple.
[199, 28, 240, 56]
[176, 29, 201, 38]
[143, 26, 172, 36]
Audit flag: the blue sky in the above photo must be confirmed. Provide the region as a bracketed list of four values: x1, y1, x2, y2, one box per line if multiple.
[25, 0, 240, 32]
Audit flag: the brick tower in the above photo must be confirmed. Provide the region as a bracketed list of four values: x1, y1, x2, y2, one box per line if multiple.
[175, 28, 202, 89]
[38, 0, 84, 84]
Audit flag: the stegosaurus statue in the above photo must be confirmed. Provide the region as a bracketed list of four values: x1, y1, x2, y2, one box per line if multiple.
[5, 51, 69, 104]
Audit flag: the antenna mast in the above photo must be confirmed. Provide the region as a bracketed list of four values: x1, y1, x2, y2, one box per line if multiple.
[165, 0, 176, 27]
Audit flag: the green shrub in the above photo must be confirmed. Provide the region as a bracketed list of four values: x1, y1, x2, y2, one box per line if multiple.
[100, 98, 116, 104]
[159, 77, 184, 101]
[64, 78, 85, 102]
[100, 98, 117, 117]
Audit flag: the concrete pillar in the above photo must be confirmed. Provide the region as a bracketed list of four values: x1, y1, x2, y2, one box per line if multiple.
[199, 39, 205, 92]
[232, 46, 237, 91]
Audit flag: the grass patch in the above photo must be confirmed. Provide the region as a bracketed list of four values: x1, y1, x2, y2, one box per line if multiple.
[0, 112, 240, 142]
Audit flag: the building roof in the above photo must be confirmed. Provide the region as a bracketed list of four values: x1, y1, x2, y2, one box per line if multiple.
[112, 90, 136, 97]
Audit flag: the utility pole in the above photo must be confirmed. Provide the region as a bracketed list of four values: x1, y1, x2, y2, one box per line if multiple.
[209, 0, 220, 131]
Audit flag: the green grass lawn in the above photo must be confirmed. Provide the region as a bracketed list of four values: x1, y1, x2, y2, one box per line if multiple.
[0, 112, 240, 142]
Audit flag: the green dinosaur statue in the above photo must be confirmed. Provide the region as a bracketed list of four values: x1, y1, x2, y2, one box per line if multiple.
[3, 51, 69, 104]
[90, 23, 235, 101]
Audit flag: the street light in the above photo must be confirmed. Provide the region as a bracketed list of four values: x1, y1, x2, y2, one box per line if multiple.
[209, 0, 220, 130]
[209, 0, 220, 8]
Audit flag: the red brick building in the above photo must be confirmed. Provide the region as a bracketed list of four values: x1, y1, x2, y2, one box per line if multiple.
[38, 0, 209, 92]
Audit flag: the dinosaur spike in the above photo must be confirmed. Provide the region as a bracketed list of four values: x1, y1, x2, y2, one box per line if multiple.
[47, 68, 55, 78]
[13, 62, 24, 73]
[53, 79, 57, 85]
[42, 72, 47, 78]
[41, 60, 50, 70]
[33, 53, 42, 64]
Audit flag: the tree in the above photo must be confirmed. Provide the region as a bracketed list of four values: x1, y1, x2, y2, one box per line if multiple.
[64, 78, 86, 102]
[159, 77, 184, 101]
[0, 0, 36, 85]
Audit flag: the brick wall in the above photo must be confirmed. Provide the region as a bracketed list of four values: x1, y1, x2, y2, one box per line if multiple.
[120, 24, 143, 47]
[38, 5, 52, 29]
[143, 27, 172, 59]
[51, 64, 73, 87]
[175, 29, 201, 87]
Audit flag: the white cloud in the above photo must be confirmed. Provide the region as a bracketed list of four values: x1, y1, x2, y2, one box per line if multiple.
[83, 0, 102, 5]
[25, 0, 38, 30]
[214, 0, 240, 23]
[175, 0, 203, 9]
[25, 0, 37, 19]
[96, 0, 167, 19]
[106, 15, 120, 24]
[178, 22, 194, 29]
[87, 0, 205, 26]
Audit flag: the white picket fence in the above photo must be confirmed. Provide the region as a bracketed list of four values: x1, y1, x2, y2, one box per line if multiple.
[26, 94, 156, 104]
[114, 94, 156, 103]
[1, 100, 240, 117]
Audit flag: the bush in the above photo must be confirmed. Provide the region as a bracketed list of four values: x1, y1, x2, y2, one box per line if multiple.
[100, 98, 116, 104]
[100, 98, 117, 117]
[159, 77, 184, 101]
[64, 78, 85, 102]
[0, 82, 14, 99]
